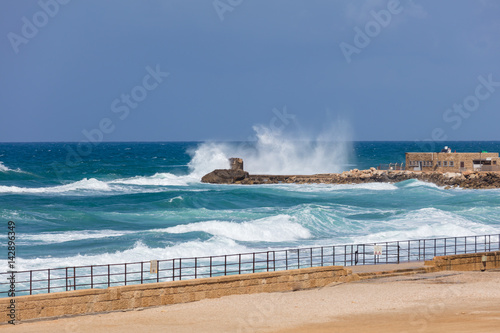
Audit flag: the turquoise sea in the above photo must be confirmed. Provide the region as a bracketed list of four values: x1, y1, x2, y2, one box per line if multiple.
[1, 140, 500, 272]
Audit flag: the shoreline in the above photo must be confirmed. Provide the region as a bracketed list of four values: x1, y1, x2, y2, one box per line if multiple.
[202, 168, 500, 189]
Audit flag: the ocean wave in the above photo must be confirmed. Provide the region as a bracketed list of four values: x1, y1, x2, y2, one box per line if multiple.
[110, 172, 199, 186]
[276, 182, 398, 192]
[0, 161, 27, 173]
[19, 230, 135, 244]
[4, 237, 250, 271]
[397, 179, 441, 189]
[168, 196, 184, 203]
[153, 214, 312, 242]
[0, 178, 118, 194]
[349, 207, 498, 244]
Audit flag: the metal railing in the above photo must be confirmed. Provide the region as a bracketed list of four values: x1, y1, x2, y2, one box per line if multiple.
[480, 165, 500, 172]
[1, 233, 499, 297]
[377, 163, 405, 170]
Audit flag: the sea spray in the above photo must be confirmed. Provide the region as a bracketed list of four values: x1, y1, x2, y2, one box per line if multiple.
[188, 119, 353, 176]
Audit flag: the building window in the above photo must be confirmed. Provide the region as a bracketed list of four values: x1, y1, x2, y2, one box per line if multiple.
[437, 161, 441, 167]
[494, 161, 497, 165]
[443, 161, 448, 167]
[449, 161, 454, 167]
[460, 161, 465, 168]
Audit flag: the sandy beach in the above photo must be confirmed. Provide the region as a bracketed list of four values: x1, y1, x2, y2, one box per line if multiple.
[2, 269, 499, 333]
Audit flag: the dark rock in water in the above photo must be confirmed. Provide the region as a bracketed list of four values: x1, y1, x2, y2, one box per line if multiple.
[201, 169, 249, 184]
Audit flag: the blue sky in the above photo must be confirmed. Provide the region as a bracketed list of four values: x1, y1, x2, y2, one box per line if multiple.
[1, 0, 500, 142]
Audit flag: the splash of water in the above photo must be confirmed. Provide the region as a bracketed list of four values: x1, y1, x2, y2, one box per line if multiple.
[188, 119, 353, 176]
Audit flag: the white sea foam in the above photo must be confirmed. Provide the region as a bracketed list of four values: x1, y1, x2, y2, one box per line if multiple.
[154, 215, 312, 242]
[0, 162, 10, 172]
[278, 182, 398, 193]
[20, 230, 134, 244]
[110, 173, 199, 187]
[0, 161, 25, 173]
[351, 208, 498, 244]
[6, 237, 250, 271]
[400, 179, 441, 189]
[168, 196, 183, 203]
[0, 178, 117, 194]
[187, 120, 352, 177]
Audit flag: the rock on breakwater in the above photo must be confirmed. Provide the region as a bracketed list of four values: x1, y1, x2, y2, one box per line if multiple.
[202, 166, 500, 189]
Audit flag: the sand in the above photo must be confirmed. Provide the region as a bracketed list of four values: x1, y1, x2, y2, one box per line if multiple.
[2, 270, 500, 332]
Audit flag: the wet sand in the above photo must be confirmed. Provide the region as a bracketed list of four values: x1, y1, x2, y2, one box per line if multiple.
[2, 270, 500, 333]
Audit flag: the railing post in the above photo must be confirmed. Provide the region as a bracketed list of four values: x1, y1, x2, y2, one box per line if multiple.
[156, 261, 159, 283]
[91, 265, 94, 289]
[141, 262, 143, 284]
[333, 246, 335, 266]
[30, 270, 33, 295]
[107, 265, 110, 288]
[397, 242, 400, 264]
[48, 269, 51, 293]
[298, 249, 300, 269]
[210, 257, 213, 277]
[195, 258, 198, 279]
[321, 247, 323, 267]
[125, 263, 127, 286]
[172, 259, 175, 281]
[238, 254, 241, 275]
[286, 250, 288, 270]
[179, 258, 182, 280]
[224, 256, 227, 276]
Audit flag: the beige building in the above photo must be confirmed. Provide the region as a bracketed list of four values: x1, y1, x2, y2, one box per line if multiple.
[406, 149, 500, 172]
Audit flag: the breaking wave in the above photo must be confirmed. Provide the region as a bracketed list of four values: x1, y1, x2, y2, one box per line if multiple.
[187, 121, 353, 176]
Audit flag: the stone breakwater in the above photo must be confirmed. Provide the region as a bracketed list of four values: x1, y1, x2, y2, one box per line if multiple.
[201, 168, 500, 189]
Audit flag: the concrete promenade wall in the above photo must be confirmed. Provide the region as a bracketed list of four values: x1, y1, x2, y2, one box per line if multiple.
[0, 265, 353, 324]
[1, 251, 499, 324]
[425, 251, 500, 272]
